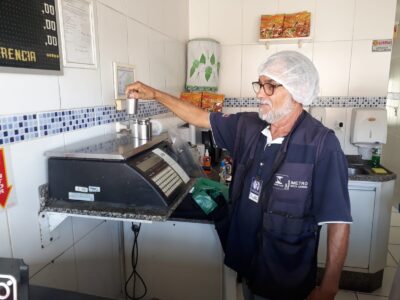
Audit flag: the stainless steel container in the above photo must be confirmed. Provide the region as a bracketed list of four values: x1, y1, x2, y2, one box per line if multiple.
[131, 119, 139, 138]
[139, 119, 149, 140]
[146, 118, 152, 140]
[127, 98, 138, 115]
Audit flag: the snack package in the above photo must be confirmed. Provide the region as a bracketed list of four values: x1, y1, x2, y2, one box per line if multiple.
[282, 11, 311, 38]
[201, 92, 224, 112]
[180, 92, 202, 107]
[260, 14, 284, 39]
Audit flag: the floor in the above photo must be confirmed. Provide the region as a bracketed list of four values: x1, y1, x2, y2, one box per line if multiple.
[334, 206, 400, 300]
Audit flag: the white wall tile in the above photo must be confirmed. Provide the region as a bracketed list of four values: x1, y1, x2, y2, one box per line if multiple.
[63, 125, 106, 145]
[313, 41, 352, 96]
[177, 0, 189, 42]
[97, 0, 126, 14]
[59, 68, 102, 109]
[148, 30, 167, 91]
[208, 0, 242, 45]
[29, 247, 77, 291]
[349, 40, 392, 96]
[0, 211, 12, 257]
[323, 108, 347, 150]
[314, 0, 355, 42]
[241, 45, 277, 97]
[189, 0, 209, 39]
[165, 40, 180, 97]
[275, 42, 313, 60]
[147, 0, 165, 33]
[218, 46, 241, 97]
[353, 0, 397, 40]
[74, 220, 121, 298]
[127, 19, 150, 85]
[344, 108, 360, 155]
[0, 73, 60, 115]
[242, 0, 278, 44]
[125, 0, 148, 24]
[177, 42, 187, 93]
[71, 218, 105, 245]
[164, 0, 181, 40]
[7, 135, 75, 275]
[97, 3, 129, 105]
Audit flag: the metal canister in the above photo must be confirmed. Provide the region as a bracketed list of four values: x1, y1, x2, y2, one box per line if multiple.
[131, 119, 139, 138]
[145, 118, 152, 140]
[138, 119, 149, 140]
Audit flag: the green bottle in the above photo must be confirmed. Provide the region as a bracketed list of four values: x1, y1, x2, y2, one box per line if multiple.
[371, 144, 381, 168]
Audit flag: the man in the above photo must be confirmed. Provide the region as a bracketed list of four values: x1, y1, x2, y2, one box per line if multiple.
[126, 51, 352, 300]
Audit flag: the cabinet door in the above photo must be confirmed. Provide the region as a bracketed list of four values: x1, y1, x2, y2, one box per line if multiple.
[318, 188, 375, 268]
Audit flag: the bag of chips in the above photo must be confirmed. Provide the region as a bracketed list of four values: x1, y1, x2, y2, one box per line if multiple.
[180, 92, 202, 107]
[201, 92, 224, 112]
[282, 11, 311, 38]
[260, 14, 285, 39]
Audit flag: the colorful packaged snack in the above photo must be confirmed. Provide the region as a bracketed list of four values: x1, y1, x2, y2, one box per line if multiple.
[180, 92, 202, 107]
[260, 14, 285, 39]
[281, 11, 311, 38]
[201, 92, 225, 112]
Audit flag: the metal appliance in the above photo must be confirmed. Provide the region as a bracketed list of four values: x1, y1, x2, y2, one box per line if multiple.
[45, 133, 194, 213]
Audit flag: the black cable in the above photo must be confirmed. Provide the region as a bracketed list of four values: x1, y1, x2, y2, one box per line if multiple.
[124, 223, 147, 300]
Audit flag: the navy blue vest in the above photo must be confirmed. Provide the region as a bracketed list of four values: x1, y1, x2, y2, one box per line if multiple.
[215, 111, 330, 300]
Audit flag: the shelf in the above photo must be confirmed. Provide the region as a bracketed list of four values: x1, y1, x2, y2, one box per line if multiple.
[259, 36, 313, 49]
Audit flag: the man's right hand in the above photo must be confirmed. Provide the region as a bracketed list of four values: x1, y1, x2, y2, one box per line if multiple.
[125, 81, 158, 100]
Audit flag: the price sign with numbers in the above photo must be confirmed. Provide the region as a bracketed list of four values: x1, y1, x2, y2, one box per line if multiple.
[0, 0, 61, 71]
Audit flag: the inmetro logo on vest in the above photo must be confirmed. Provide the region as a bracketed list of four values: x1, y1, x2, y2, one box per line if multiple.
[273, 174, 309, 191]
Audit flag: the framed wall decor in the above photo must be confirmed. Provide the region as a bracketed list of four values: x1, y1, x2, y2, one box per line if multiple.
[58, 0, 97, 68]
[113, 62, 135, 99]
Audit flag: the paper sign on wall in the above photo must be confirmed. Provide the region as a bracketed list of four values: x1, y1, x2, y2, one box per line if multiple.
[372, 39, 392, 52]
[0, 148, 12, 208]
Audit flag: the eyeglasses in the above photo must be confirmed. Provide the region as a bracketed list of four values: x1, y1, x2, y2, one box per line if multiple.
[252, 81, 282, 96]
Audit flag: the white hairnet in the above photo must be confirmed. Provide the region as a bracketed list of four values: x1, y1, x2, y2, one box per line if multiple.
[258, 51, 319, 106]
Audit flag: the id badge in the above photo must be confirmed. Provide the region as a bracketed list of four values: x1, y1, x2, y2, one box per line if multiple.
[249, 177, 263, 203]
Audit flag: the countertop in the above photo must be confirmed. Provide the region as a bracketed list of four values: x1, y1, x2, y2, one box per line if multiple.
[346, 155, 397, 182]
[39, 180, 195, 222]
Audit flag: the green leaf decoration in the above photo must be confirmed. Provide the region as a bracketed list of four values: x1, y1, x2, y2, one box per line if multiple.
[205, 66, 212, 81]
[190, 59, 200, 77]
[217, 62, 220, 74]
[190, 65, 196, 77]
[210, 54, 215, 65]
[200, 54, 206, 64]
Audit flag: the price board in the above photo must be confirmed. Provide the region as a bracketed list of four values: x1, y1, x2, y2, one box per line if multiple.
[0, 0, 61, 71]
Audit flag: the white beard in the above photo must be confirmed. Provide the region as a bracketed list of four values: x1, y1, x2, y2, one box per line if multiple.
[258, 96, 294, 123]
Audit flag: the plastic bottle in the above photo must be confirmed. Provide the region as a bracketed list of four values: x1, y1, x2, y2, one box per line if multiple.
[371, 144, 381, 168]
[219, 160, 226, 183]
[202, 149, 212, 175]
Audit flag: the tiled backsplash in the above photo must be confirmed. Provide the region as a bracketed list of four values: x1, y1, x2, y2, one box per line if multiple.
[224, 96, 387, 108]
[0, 96, 386, 146]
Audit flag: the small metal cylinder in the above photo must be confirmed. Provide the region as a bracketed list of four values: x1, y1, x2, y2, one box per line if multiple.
[138, 119, 149, 140]
[146, 118, 152, 140]
[127, 98, 138, 115]
[131, 119, 139, 138]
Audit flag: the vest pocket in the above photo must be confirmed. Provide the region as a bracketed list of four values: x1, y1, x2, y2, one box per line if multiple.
[248, 212, 318, 299]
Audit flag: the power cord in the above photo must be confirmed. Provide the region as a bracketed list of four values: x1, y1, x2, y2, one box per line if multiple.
[125, 223, 147, 300]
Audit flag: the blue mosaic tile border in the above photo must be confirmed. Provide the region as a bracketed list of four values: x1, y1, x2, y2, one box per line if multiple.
[0, 96, 387, 146]
[224, 96, 387, 108]
[0, 114, 38, 145]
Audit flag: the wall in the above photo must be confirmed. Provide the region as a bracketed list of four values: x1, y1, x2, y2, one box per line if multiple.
[189, 0, 396, 155]
[0, 0, 188, 297]
[385, 0, 400, 207]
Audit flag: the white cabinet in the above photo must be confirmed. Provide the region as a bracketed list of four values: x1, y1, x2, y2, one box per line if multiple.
[318, 185, 376, 268]
[318, 179, 395, 275]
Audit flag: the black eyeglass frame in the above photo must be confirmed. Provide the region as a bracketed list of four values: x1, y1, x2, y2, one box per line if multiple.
[252, 81, 283, 96]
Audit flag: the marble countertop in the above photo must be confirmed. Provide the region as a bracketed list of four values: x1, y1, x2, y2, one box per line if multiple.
[38, 180, 195, 222]
[347, 155, 397, 182]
